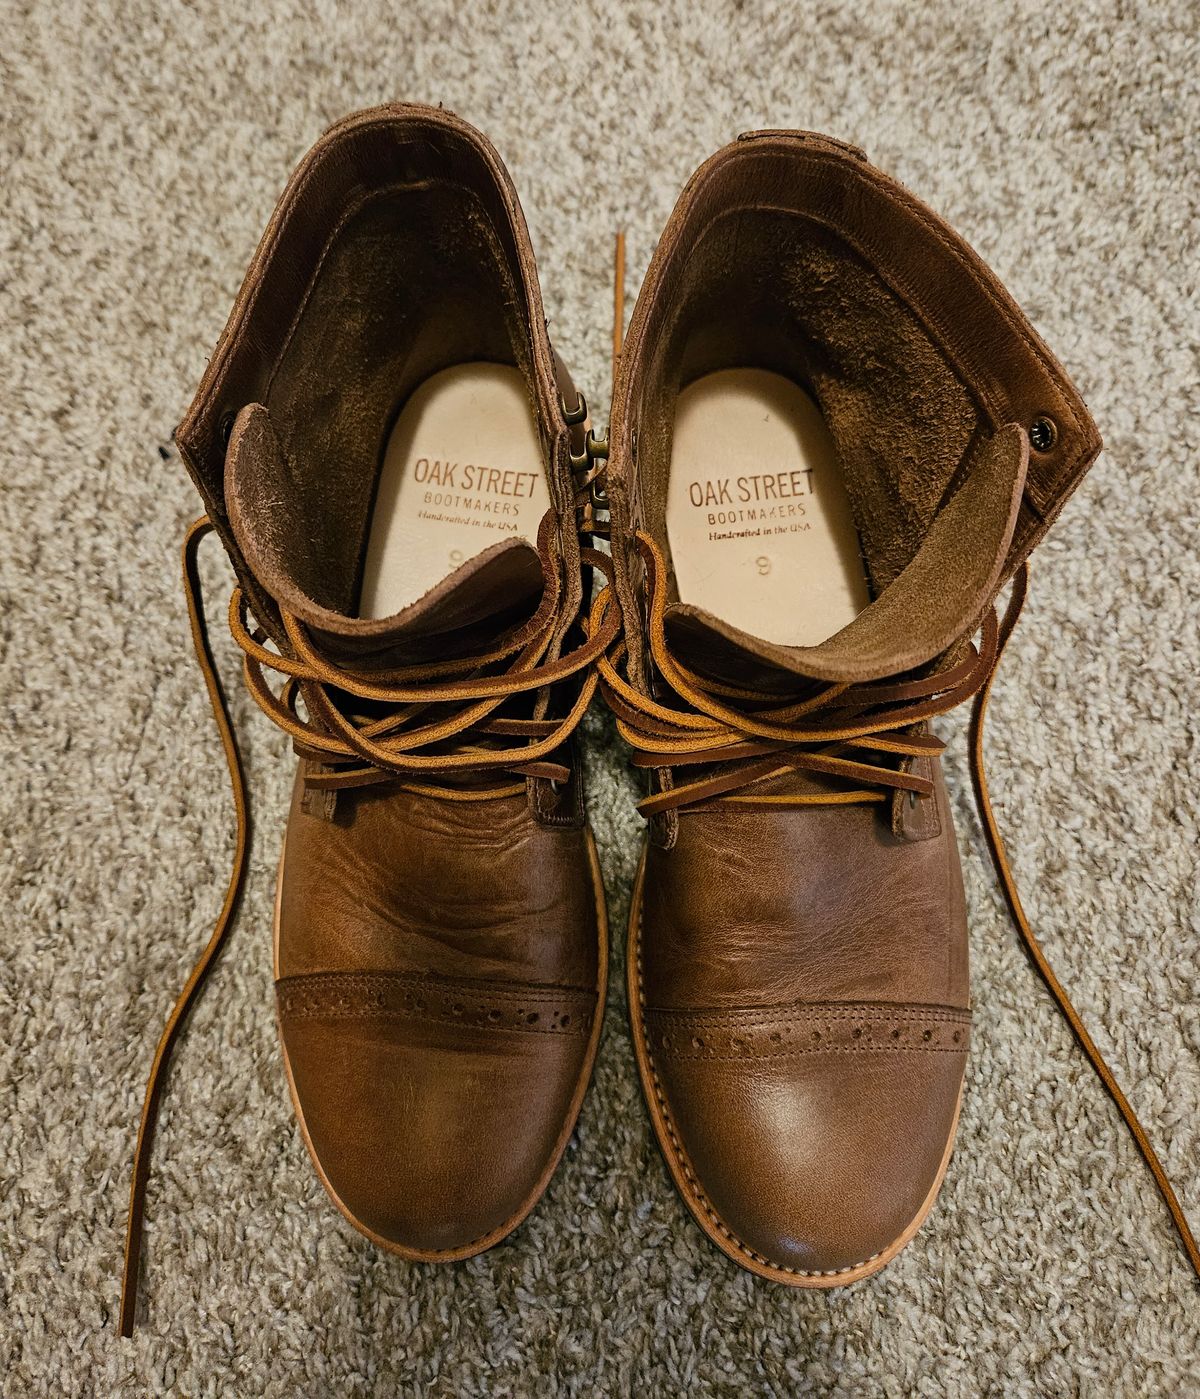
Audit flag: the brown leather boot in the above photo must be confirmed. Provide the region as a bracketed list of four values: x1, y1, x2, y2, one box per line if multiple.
[121, 105, 615, 1332]
[596, 130, 1121, 1284]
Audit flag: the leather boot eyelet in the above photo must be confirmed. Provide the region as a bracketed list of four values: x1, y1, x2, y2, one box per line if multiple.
[218, 410, 236, 450]
[1029, 415, 1057, 453]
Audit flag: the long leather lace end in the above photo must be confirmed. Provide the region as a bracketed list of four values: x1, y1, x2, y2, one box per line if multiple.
[119, 518, 251, 1337]
[971, 564, 1200, 1281]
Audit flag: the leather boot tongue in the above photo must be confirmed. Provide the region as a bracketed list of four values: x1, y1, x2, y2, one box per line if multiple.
[664, 423, 1030, 687]
[224, 404, 547, 666]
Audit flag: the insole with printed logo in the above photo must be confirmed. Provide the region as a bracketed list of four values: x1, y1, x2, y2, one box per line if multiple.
[665, 369, 871, 647]
[359, 363, 551, 618]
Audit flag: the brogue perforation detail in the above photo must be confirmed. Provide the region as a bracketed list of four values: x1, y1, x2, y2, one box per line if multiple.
[643, 1002, 971, 1062]
[276, 971, 595, 1036]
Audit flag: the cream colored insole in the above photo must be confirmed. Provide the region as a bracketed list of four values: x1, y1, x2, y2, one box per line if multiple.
[665, 369, 871, 647]
[359, 363, 551, 618]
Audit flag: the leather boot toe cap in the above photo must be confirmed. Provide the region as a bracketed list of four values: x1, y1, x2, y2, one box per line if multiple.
[277, 971, 597, 1256]
[641, 1001, 969, 1279]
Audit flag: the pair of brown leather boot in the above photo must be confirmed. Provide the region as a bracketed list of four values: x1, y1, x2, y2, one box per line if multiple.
[120, 105, 1197, 1334]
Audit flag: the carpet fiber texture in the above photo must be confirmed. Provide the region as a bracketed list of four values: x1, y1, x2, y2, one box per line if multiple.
[3, 1, 1199, 1394]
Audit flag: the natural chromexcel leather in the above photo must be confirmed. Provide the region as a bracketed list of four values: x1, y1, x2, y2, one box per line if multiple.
[599, 130, 1104, 1284]
[635, 786, 971, 1277]
[272, 778, 603, 1255]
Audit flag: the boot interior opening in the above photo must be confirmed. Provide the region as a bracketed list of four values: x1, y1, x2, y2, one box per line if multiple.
[636, 193, 981, 650]
[225, 122, 553, 627]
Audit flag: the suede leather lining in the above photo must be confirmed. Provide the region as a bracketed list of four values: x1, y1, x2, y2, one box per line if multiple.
[635, 207, 982, 599]
[225, 403, 546, 661]
[259, 181, 537, 618]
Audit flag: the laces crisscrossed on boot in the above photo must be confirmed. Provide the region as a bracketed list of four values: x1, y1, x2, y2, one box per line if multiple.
[231, 510, 619, 802]
[590, 531, 999, 817]
[585, 528, 1200, 1283]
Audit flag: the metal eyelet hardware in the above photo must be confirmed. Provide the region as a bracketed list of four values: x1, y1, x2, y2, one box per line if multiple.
[571, 425, 611, 535]
[1029, 415, 1057, 453]
[560, 390, 588, 428]
[585, 429, 610, 512]
[569, 426, 609, 474]
[218, 410, 236, 450]
[586, 428, 609, 471]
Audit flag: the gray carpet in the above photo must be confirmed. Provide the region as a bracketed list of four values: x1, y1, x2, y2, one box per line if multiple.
[3, 1, 1199, 1393]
